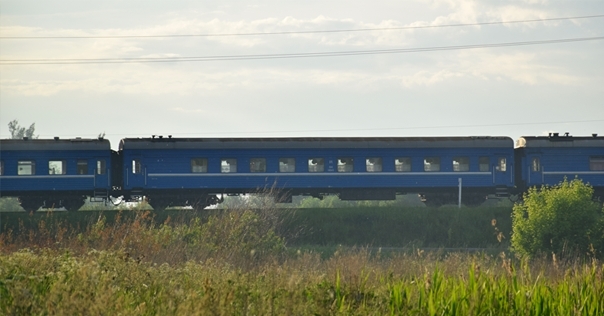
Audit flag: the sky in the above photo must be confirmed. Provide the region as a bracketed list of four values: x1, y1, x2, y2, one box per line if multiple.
[1, 0, 603, 149]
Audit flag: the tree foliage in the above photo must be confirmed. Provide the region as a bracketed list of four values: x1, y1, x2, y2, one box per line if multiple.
[1, 120, 38, 212]
[511, 178, 604, 258]
[8, 119, 37, 139]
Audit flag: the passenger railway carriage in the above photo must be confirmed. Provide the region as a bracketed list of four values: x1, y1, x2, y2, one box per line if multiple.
[1, 133, 601, 211]
[0, 137, 113, 212]
[119, 136, 515, 208]
[515, 133, 604, 196]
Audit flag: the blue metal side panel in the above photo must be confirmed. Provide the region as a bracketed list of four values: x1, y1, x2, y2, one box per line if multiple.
[0, 149, 111, 193]
[122, 146, 514, 191]
[526, 147, 604, 187]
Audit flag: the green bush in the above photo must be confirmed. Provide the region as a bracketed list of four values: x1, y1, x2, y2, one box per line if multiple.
[511, 179, 604, 258]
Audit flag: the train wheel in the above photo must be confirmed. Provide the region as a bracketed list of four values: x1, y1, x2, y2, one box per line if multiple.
[62, 199, 85, 212]
[148, 198, 170, 211]
[18, 197, 43, 213]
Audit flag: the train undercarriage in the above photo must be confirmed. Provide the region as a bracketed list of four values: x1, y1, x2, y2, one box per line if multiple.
[7, 185, 516, 212]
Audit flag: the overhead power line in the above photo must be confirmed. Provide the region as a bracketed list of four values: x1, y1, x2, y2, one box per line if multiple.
[1, 36, 603, 65]
[1, 14, 603, 40]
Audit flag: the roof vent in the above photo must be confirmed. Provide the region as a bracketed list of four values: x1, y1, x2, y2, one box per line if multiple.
[159, 135, 163, 139]
[23, 136, 29, 140]
[152, 135, 156, 139]
[553, 133, 559, 137]
[54, 136, 59, 140]
[593, 133, 598, 138]
[168, 135, 172, 139]
[564, 132, 570, 137]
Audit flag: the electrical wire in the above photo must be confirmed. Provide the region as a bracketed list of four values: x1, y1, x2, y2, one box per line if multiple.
[1, 14, 603, 39]
[2, 36, 603, 65]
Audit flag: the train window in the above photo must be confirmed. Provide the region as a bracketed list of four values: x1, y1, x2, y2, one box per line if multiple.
[479, 157, 489, 172]
[18, 160, 35, 175]
[308, 158, 324, 172]
[77, 160, 88, 175]
[97, 160, 106, 175]
[250, 158, 266, 173]
[338, 158, 354, 172]
[279, 158, 295, 172]
[395, 157, 411, 172]
[590, 156, 604, 171]
[496, 157, 507, 172]
[221, 159, 237, 173]
[424, 157, 440, 172]
[0, 160, 3, 175]
[191, 158, 208, 173]
[532, 158, 540, 172]
[132, 160, 141, 174]
[49, 160, 66, 175]
[366, 158, 382, 172]
[452, 157, 469, 172]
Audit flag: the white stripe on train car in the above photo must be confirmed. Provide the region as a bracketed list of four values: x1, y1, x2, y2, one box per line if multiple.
[543, 171, 604, 175]
[147, 172, 493, 177]
[0, 175, 95, 179]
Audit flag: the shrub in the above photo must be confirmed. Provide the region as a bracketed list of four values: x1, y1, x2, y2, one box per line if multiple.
[511, 179, 604, 258]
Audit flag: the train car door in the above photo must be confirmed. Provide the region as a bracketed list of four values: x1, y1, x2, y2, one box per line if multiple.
[95, 158, 109, 188]
[527, 154, 543, 186]
[494, 156, 509, 185]
[127, 156, 145, 188]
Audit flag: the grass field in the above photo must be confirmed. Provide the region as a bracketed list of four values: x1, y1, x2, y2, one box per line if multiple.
[1, 207, 602, 314]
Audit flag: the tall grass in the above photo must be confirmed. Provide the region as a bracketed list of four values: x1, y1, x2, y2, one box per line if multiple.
[1, 247, 602, 315]
[1, 198, 602, 315]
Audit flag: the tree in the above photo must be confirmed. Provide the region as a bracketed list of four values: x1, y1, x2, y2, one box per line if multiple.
[0, 120, 38, 212]
[8, 119, 38, 139]
[511, 178, 604, 258]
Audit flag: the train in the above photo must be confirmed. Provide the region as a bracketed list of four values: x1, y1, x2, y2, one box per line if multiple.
[0, 133, 603, 211]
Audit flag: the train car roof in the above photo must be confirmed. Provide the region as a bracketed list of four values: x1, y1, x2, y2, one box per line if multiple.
[119, 136, 514, 150]
[516, 135, 604, 148]
[0, 138, 110, 151]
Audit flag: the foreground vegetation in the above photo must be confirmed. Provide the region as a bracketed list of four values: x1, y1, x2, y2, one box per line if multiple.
[2, 247, 603, 315]
[1, 207, 603, 315]
[1, 205, 513, 249]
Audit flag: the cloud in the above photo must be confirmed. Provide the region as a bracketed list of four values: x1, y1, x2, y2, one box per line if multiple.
[0, 2, 592, 98]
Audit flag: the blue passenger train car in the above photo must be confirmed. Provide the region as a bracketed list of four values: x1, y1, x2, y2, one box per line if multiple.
[515, 134, 604, 196]
[0, 138, 112, 211]
[119, 136, 514, 208]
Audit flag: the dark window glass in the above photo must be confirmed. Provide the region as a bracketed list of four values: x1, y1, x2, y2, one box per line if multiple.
[532, 158, 541, 172]
[590, 156, 604, 171]
[0, 160, 3, 175]
[424, 157, 440, 172]
[366, 158, 382, 172]
[18, 160, 35, 175]
[77, 160, 88, 175]
[452, 157, 469, 172]
[337, 158, 353, 172]
[250, 158, 266, 173]
[496, 157, 507, 172]
[97, 160, 106, 175]
[479, 157, 489, 172]
[49, 160, 66, 175]
[395, 157, 411, 172]
[279, 158, 295, 172]
[132, 160, 141, 174]
[191, 158, 208, 173]
[221, 159, 237, 173]
[308, 158, 324, 172]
